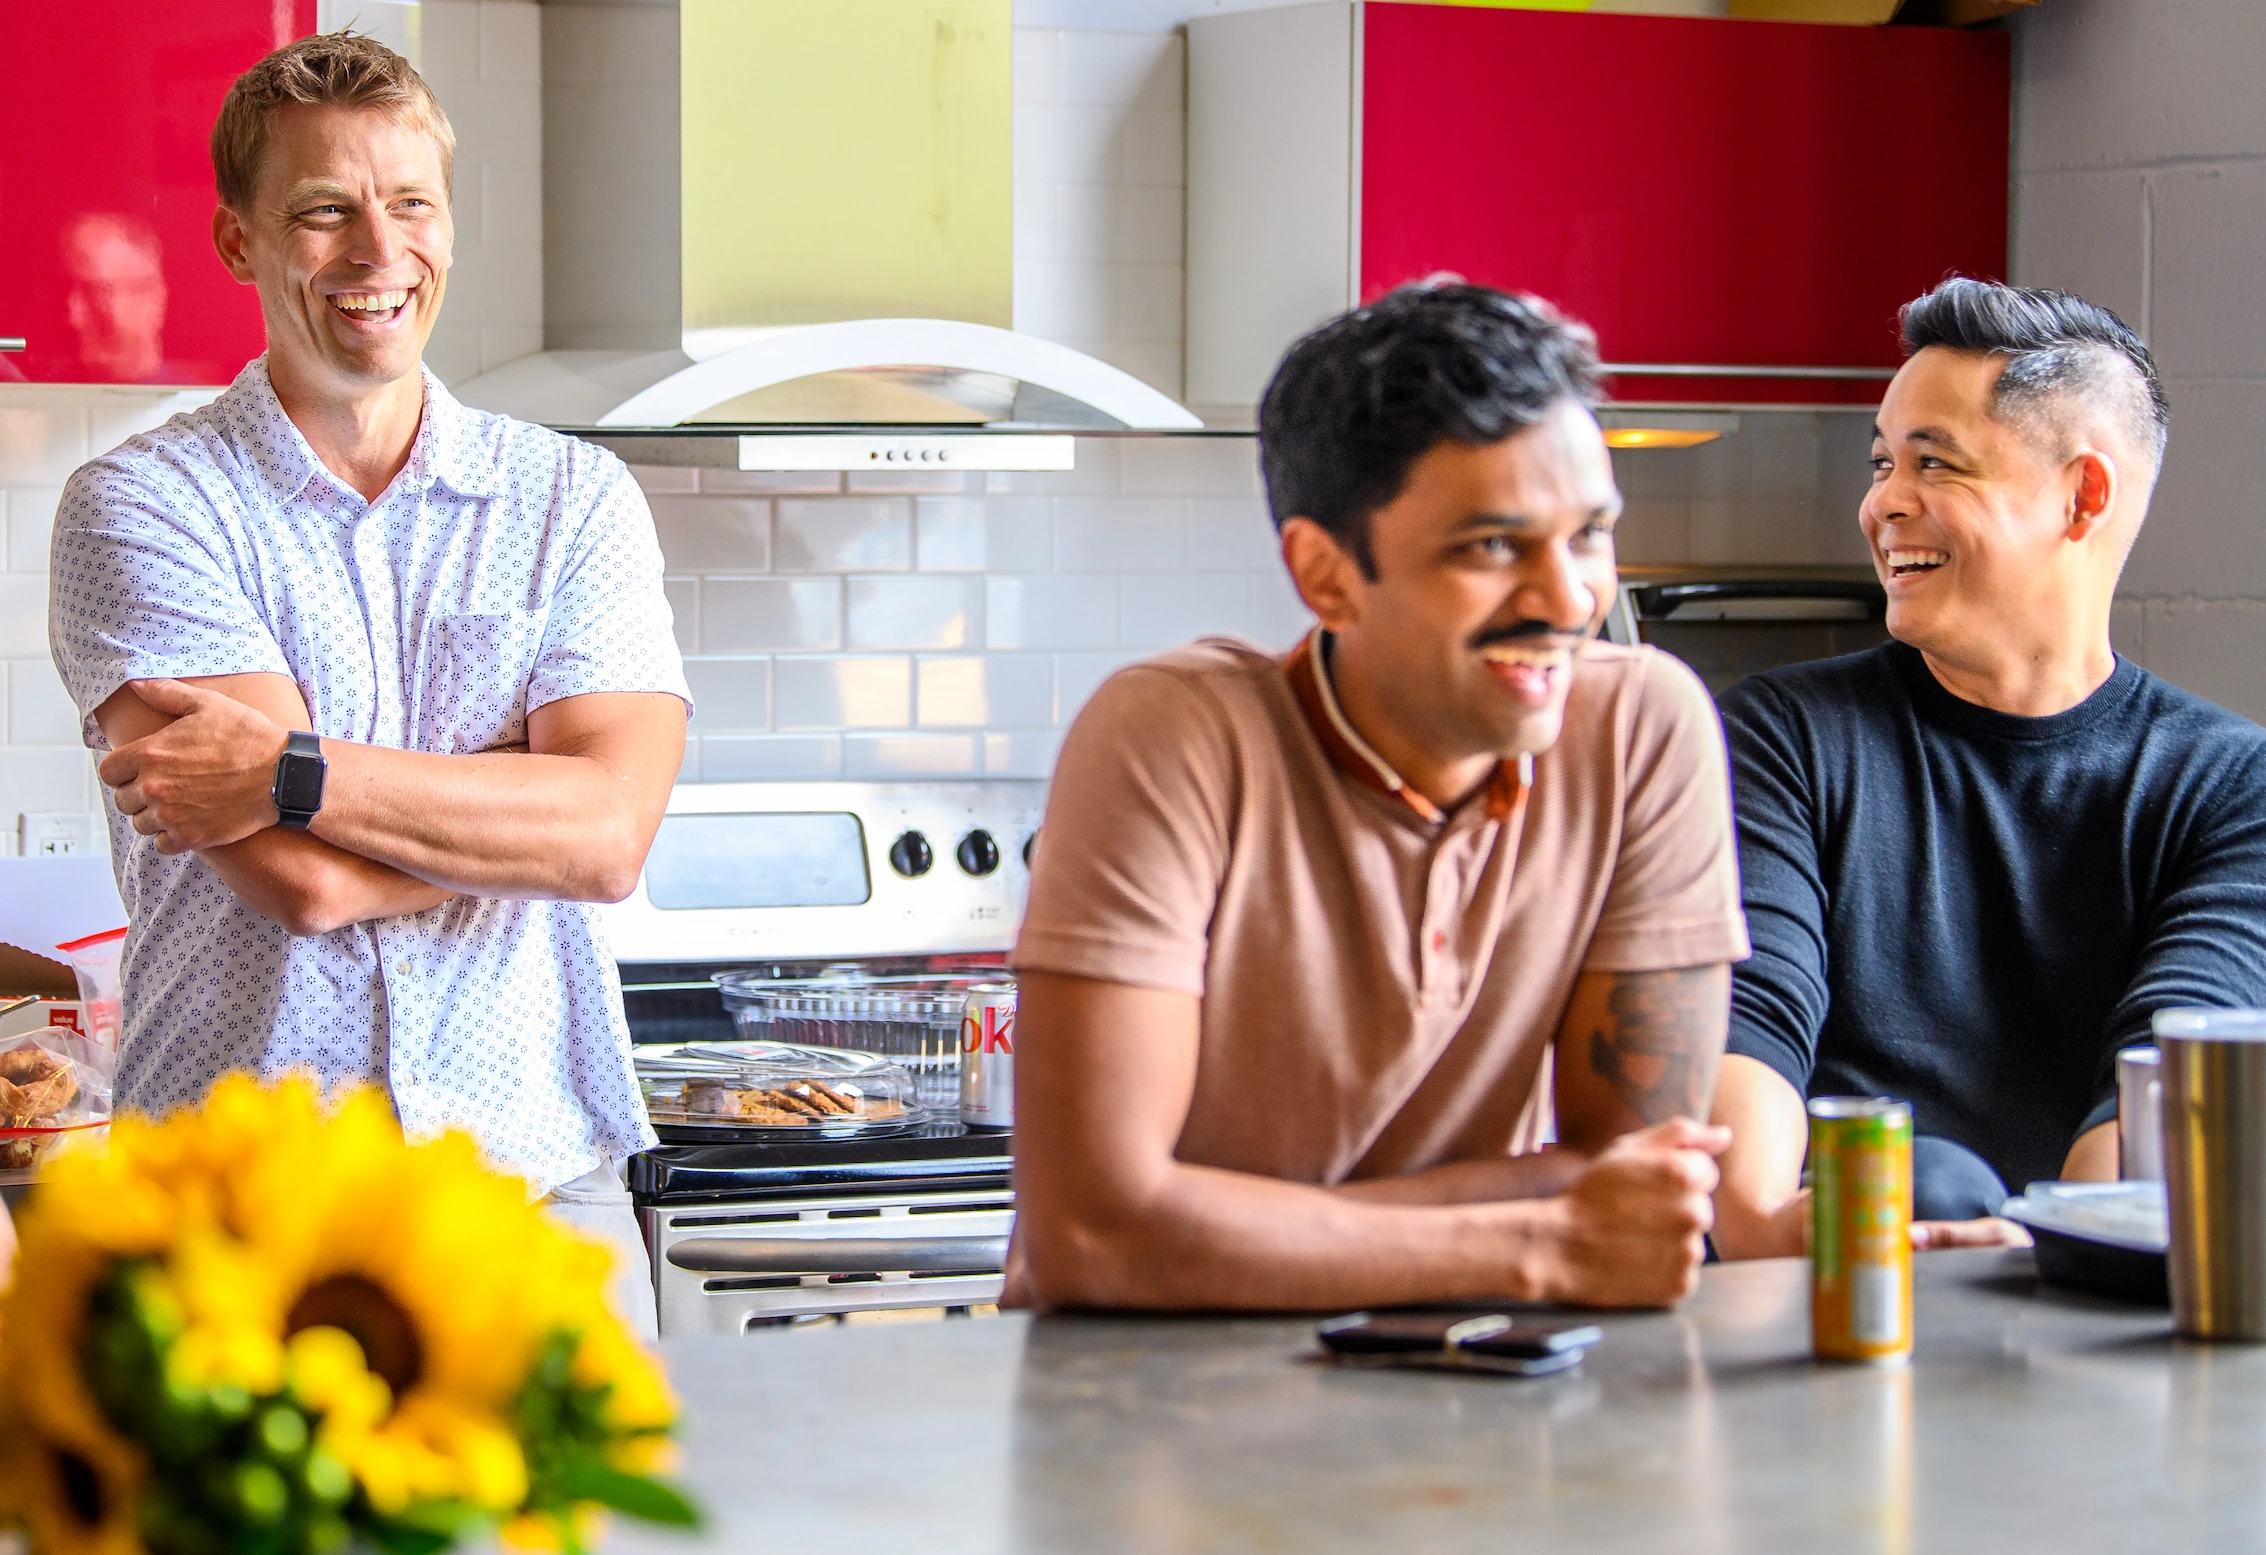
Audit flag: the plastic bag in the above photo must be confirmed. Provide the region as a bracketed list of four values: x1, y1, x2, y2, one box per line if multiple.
[0, 1028, 113, 1171]
[55, 925, 126, 1051]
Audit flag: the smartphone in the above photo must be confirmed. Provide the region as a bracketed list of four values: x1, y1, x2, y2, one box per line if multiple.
[1315, 1311, 1604, 1377]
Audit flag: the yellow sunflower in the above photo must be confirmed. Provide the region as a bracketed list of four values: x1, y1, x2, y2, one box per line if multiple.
[0, 1073, 685, 1552]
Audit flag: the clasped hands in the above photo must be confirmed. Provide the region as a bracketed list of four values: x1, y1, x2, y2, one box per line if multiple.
[98, 679, 296, 854]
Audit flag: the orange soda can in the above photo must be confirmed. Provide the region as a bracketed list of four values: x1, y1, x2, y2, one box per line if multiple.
[1808, 1097, 1914, 1364]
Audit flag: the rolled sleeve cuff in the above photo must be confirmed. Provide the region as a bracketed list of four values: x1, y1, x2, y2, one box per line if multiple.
[1012, 923, 1207, 999]
[1582, 912, 1752, 975]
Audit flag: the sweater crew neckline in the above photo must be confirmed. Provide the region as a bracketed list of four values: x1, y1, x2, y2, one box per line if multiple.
[1889, 641, 2142, 743]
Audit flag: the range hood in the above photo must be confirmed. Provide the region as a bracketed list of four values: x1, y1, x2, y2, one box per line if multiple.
[455, 0, 1203, 461]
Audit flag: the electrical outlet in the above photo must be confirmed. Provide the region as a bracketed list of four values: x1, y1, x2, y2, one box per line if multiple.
[19, 813, 103, 857]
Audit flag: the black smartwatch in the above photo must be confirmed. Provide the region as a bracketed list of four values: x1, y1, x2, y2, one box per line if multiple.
[271, 730, 327, 830]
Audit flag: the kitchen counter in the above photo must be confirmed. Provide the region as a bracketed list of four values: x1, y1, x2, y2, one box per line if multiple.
[612, 1249, 2251, 1554]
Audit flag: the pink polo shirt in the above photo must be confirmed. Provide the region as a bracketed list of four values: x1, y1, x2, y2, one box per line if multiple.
[1014, 632, 1749, 1185]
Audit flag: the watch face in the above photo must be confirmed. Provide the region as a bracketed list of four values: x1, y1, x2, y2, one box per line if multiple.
[275, 754, 324, 814]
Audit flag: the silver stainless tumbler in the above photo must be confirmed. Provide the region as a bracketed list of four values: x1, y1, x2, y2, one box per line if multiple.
[2153, 1009, 2266, 1340]
[2118, 1046, 2163, 1182]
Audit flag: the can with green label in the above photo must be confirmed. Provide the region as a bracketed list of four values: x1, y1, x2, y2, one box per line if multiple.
[1809, 1096, 1913, 1364]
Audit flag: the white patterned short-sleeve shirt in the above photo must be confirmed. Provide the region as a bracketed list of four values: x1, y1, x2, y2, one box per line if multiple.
[48, 358, 691, 1193]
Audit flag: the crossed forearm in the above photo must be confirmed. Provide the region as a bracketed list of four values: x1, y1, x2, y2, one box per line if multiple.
[309, 741, 648, 900]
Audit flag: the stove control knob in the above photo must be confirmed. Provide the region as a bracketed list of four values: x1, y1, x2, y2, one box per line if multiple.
[956, 829, 1001, 877]
[1022, 829, 1039, 869]
[888, 830, 934, 878]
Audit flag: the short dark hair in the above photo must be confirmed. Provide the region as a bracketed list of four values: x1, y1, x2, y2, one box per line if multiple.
[1899, 278, 2168, 465]
[1257, 282, 1603, 579]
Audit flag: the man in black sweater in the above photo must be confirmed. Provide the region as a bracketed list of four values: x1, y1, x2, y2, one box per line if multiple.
[1709, 278, 2266, 1259]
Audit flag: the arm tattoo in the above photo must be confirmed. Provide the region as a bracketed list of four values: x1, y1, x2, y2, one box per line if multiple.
[1586, 966, 1729, 1125]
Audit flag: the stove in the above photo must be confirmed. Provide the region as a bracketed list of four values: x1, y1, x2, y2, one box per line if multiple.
[602, 780, 1043, 1335]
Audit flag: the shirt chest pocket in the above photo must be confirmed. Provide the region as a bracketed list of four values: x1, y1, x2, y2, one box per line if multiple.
[414, 609, 548, 754]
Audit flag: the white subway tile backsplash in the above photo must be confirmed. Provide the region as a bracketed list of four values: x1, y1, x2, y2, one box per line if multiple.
[1012, 257, 1117, 345]
[1185, 497, 1278, 570]
[773, 657, 913, 730]
[86, 391, 218, 461]
[1250, 569, 1317, 651]
[1116, 261, 1185, 342]
[775, 499, 914, 573]
[700, 469, 842, 495]
[681, 658, 772, 733]
[916, 497, 1053, 572]
[1012, 27, 1062, 105]
[0, 747, 94, 819]
[1015, 179, 1059, 264]
[1055, 497, 1184, 570]
[1057, 30, 1180, 110]
[8, 660, 81, 745]
[478, 0, 542, 83]
[700, 578, 843, 653]
[1611, 499, 1691, 566]
[0, 404, 88, 485]
[844, 470, 978, 496]
[649, 495, 771, 573]
[1122, 573, 1249, 649]
[1119, 107, 1184, 187]
[1107, 185, 1184, 267]
[844, 734, 981, 779]
[983, 729, 1064, 778]
[5, 488, 58, 573]
[699, 734, 844, 782]
[663, 579, 697, 655]
[986, 575, 1120, 650]
[625, 463, 699, 494]
[1014, 101, 1123, 186]
[1123, 436, 1257, 496]
[846, 576, 983, 650]
[1054, 650, 1140, 721]
[0, 577, 48, 657]
[917, 654, 1054, 728]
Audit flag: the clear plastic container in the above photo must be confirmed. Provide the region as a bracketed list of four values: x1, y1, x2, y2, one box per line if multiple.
[55, 926, 126, 1051]
[635, 1041, 920, 1136]
[0, 1026, 113, 1173]
[713, 973, 990, 1110]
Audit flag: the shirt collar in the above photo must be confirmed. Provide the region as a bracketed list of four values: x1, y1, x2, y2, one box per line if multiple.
[1283, 629, 1529, 825]
[219, 356, 508, 506]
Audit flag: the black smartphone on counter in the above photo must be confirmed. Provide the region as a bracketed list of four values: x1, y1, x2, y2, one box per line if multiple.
[1316, 1311, 1603, 1377]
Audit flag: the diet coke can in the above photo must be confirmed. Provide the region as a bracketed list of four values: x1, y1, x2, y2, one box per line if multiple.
[958, 982, 1017, 1129]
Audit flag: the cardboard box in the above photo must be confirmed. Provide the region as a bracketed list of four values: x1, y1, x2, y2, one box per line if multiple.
[0, 941, 85, 1043]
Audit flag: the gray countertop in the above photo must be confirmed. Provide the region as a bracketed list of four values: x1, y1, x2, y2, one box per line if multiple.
[611, 1249, 2254, 1554]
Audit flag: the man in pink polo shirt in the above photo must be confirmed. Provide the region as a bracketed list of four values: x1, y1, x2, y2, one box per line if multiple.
[1008, 284, 1749, 1311]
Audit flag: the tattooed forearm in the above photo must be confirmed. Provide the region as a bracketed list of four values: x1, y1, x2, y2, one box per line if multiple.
[1585, 965, 1731, 1125]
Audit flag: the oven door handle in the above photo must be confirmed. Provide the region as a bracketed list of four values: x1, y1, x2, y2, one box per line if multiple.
[666, 1235, 1009, 1275]
[1630, 580, 1887, 620]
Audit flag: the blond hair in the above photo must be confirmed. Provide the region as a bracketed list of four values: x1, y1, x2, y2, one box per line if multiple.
[210, 31, 455, 209]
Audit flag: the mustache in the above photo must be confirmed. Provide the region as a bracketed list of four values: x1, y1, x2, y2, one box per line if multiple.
[1467, 619, 1596, 652]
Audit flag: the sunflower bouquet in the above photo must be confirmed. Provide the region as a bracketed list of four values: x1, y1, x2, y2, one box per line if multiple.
[0, 1075, 700, 1555]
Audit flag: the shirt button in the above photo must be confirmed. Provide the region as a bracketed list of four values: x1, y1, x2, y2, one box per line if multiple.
[395, 960, 414, 978]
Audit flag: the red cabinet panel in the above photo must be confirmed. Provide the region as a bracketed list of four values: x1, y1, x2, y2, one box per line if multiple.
[0, 2, 317, 386]
[1359, 6, 2008, 404]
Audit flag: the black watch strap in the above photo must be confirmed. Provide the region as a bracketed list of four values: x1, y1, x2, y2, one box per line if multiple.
[271, 729, 327, 830]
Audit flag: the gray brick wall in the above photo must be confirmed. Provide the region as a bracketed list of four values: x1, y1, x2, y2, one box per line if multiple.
[2011, 0, 2266, 722]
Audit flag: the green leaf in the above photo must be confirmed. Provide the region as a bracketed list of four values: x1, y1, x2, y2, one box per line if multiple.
[365, 1499, 492, 1555]
[554, 1460, 704, 1528]
[361, 1521, 454, 1555]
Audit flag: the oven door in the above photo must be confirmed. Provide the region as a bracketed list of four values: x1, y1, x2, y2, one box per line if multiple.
[1607, 567, 1889, 697]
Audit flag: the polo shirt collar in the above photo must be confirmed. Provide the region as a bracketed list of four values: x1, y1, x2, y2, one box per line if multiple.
[220, 356, 507, 506]
[1285, 629, 1529, 825]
